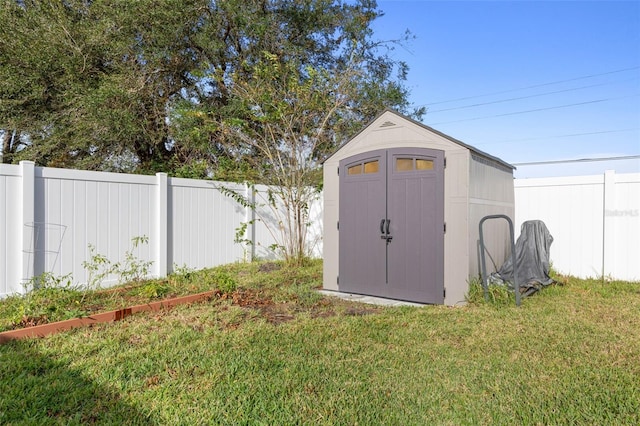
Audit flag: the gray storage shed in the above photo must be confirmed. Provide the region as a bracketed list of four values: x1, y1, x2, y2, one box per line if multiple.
[322, 109, 515, 305]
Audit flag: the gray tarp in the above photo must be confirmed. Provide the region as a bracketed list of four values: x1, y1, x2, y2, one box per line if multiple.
[492, 220, 554, 296]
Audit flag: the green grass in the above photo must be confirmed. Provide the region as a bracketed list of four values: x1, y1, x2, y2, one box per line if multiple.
[1, 261, 639, 425]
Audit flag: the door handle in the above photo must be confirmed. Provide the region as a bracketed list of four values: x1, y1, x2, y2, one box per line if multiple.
[380, 219, 392, 241]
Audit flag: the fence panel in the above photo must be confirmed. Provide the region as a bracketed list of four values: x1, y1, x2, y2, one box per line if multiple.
[0, 164, 22, 297]
[609, 173, 640, 280]
[515, 171, 639, 281]
[32, 167, 157, 288]
[250, 184, 282, 261]
[168, 178, 247, 270]
[1, 163, 328, 298]
[250, 185, 323, 261]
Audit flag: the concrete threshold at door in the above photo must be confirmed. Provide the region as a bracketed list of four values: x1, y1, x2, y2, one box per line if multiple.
[318, 290, 426, 307]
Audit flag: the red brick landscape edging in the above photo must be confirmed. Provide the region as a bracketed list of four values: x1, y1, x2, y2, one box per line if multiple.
[0, 291, 217, 344]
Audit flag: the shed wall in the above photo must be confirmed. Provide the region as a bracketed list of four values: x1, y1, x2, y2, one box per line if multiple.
[443, 150, 471, 305]
[468, 155, 516, 280]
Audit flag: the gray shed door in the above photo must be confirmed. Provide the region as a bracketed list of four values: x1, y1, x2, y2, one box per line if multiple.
[339, 148, 444, 304]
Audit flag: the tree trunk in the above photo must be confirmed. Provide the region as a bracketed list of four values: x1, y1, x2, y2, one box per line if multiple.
[1, 130, 19, 164]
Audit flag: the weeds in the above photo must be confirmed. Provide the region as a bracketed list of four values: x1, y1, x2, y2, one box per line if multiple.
[0, 273, 86, 330]
[0, 236, 155, 331]
[114, 236, 154, 284]
[211, 270, 238, 294]
[82, 236, 154, 290]
[466, 277, 514, 306]
[132, 280, 171, 299]
[82, 244, 113, 293]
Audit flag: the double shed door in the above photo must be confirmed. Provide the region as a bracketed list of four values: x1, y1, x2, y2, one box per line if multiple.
[338, 148, 444, 304]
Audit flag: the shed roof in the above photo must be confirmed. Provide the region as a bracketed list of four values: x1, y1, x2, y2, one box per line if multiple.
[324, 108, 515, 170]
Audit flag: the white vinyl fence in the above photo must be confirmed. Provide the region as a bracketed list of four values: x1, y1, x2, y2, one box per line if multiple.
[1, 163, 637, 297]
[1, 161, 322, 297]
[515, 171, 640, 281]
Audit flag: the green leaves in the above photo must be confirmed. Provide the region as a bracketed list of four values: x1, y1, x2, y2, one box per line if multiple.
[1, 0, 420, 181]
[0, 0, 203, 170]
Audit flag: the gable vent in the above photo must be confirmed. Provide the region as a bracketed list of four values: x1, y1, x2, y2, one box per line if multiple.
[379, 121, 396, 128]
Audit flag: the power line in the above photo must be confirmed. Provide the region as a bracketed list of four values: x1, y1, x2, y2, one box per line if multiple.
[474, 128, 640, 146]
[427, 94, 639, 126]
[512, 155, 640, 166]
[420, 66, 640, 107]
[426, 81, 619, 114]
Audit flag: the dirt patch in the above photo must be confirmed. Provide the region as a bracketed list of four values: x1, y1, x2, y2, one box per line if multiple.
[212, 288, 377, 326]
[216, 288, 341, 326]
[220, 289, 273, 308]
[17, 315, 49, 329]
[222, 288, 296, 325]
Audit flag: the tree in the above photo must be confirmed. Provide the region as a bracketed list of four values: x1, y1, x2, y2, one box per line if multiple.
[174, 0, 422, 178]
[171, 1, 423, 264]
[0, 0, 205, 170]
[190, 42, 419, 263]
[0, 130, 26, 164]
[210, 53, 353, 264]
[1, 0, 420, 173]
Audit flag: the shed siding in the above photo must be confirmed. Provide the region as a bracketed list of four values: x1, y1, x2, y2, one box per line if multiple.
[443, 150, 470, 305]
[468, 155, 515, 280]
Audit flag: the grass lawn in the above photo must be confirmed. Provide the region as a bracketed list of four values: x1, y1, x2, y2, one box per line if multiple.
[1, 260, 639, 425]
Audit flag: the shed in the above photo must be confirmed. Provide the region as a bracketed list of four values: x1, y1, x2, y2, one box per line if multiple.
[322, 109, 515, 305]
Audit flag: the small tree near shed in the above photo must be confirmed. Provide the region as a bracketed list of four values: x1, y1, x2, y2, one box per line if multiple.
[211, 53, 357, 266]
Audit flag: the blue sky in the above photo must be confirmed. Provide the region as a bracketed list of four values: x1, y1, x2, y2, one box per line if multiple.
[373, 0, 640, 178]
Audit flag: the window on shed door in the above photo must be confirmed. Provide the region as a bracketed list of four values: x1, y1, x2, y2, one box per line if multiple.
[347, 164, 362, 175]
[364, 160, 379, 173]
[347, 160, 379, 175]
[396, 157, 434, 172]
[416, 159, 434, 170]
[396, 158, 413, 171]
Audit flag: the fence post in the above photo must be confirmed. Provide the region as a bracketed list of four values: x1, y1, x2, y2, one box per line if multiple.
[19, 160, 35, 292]
[602, 170, 615, 279]
[156, 173, 168, 278]
[244, 182, 255, 262]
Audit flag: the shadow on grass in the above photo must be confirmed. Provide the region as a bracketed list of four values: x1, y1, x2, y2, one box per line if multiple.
[0, 339, 155, 424]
